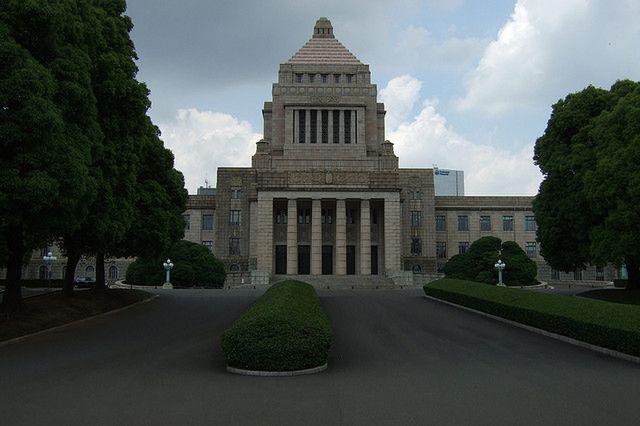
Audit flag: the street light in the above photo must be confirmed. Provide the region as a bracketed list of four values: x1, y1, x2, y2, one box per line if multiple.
[495, 259, 506, 287]
[162, 259, 174, 289]
[43, 251, 57, 288]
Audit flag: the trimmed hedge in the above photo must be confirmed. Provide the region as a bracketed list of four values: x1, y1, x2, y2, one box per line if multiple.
[221, 280, 333, 371]
[424, 279, 640, 357]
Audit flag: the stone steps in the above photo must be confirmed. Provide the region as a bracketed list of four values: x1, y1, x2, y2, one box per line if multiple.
[271, 274, 403, 289]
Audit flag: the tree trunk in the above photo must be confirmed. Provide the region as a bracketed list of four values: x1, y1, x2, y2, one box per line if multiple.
[624, 256, 640, 290]
[1, 224, 25, 312]
[95, 251, 106, 289]
[63, 250, 81, 296]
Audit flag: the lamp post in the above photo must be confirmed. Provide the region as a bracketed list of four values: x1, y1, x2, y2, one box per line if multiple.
[494, 259, 506, 287]
[162, 259, 174, 289]
[43, 251, 57, 288]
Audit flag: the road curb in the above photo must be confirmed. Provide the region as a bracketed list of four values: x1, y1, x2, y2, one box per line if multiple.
[226, 363, 328, 377]
[0, 293, 159, 347]
[424, 294, 640, 365]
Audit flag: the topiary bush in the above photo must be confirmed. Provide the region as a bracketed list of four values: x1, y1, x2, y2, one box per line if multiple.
[442, 236, 537, 286]
[126, 240, 226, 288]
[221, 280, 334, 372]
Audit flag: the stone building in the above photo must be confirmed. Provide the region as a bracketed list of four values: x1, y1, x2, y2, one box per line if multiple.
[2, 18, 617, 286]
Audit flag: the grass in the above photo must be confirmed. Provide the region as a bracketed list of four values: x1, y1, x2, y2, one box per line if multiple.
[0, 289, 153, 342]
[578, 289, 640, 306]
[424, 278, 640, 357]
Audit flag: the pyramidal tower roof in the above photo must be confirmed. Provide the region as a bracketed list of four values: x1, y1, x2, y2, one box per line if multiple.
[287, 17, 364, 65]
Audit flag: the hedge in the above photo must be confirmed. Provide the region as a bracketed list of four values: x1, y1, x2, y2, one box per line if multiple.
[424, 279, 640, 357]
[221, 280, 333, 371]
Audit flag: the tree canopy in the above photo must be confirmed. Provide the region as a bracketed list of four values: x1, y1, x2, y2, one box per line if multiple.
[533, 80, 640, 289]
[443, 236, 538, 286]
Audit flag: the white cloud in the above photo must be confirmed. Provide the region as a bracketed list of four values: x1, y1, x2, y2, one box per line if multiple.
[382, 76, 541, 195]
[159, 109, 261, 193]
[379, 75, 422, 131]
[457, 0, 640, 114]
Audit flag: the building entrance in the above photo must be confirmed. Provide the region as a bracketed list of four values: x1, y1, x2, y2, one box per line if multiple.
[298, 245, 310, 274]
[346, 245, 356, 275]
[322, 245, 333, 275]
[371, 245, 378, 275]
[275, 245, 287, 274]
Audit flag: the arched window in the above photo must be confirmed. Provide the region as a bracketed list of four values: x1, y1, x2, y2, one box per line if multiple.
[39, 265, 48, 280]
[412, 265, 422, 273]
[230, 264, 240, 272]
[62, 265, 67, 278]
[108, 266, 118, 280]
[85, 266, 95, 280]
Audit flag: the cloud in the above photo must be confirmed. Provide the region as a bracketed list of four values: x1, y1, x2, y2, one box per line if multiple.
[159, 109, 261, 193]
[456, 0, 640, 114]
[382, 77, 541, 195]
[379, 75, 422, 131]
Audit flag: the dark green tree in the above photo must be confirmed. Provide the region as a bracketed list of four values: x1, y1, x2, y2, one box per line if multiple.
[0, 1, 98, 311]
[533, 80, 640, 290]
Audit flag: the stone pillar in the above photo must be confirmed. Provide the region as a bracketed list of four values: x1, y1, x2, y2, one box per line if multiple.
[316, 109, 322, 144]
[287, 199, 298, 274]
[351, 110, 356, 144]
[293, 110, 298, 144]
[338, 109, 344, 144]
[256, 194, 274, 273]
[335, 199, 346, 275]
[384, 194, 401, 273]
[305, 109, 310, 145]
[328, 109, 333, 144]
[311, 199, 322, 275]
[360, 199, 371, 275]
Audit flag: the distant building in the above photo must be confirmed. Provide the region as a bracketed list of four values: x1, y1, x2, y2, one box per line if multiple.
[434, 168, 464, 196]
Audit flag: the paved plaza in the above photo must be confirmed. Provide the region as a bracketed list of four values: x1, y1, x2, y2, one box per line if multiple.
[1, 288, 638, 425]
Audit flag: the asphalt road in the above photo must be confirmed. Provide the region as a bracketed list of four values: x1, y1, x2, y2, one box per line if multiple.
[1, 288, 638, 425]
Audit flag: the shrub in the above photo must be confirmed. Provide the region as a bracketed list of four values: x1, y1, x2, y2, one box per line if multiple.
[424, 279, 640, 356]
[126, 240, 226, 288]
[221, 280, 334, 371]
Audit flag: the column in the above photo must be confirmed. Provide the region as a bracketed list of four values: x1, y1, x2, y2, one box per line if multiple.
[351, 109, 357, 144]
[338, 109, 344, 144]
[311, 199, 322, 275]
[384, 194, 401, 273]
[293, 110, 298, 144]
[360, 199, 371, 275]
[305, 109, 310, 145]
[328, 109, 333, 144]
[256, 194, 274, 273]
[316, 109, 322, 144]
[287, 199, 298, 274]
[335, 199, 346, 275]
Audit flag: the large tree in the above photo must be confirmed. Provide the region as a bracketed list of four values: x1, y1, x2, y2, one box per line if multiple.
[533, 80, 640, 290]
[0, 0, 99, 311]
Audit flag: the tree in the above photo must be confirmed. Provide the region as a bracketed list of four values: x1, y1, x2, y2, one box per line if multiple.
[442, 237, 538, 286]
[533, 80, 640, 290]
[0, 1, 99, 311]
[127, 240, 226, 288]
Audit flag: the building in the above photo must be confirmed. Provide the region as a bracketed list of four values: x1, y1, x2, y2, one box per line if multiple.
[2, 18, 617, 286]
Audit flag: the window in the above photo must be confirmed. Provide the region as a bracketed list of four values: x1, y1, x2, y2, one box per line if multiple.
[40, 246, 50, 257]
[371, 209, 378, 225]
[526, 241, 537, 257]
[344, 110, 351, 144]
[295, 73, 303, 83]
[412, 265, 422, 273]
[310, 110, 317, 143]
[525, 215, 537, 231]
[108, 266, 118, 280]
[346, 74, 354, 83]
[551, 269, 560, 280]
[573, 269, 582, 281]
[183, 214, 191, 230]
[202, 214, 214, 230]
[231, 189, 241, 199]
[321, 208, 333, 224]
[321, 74, 328, 83]
[229, 238, 240, 256]
[411, 238, 422, 256]
[458, 215, 469, 231]
[413, 190, 421, 200]
[411, 211, 421, 227]
[436, 242, 447, 258]
[202, 241, 213, 252]
[332, 110, 340, 143]
[480, 215, 491, 231]
[435, 215, 446, 231]
[298, 110, 306, 143]
[346, 208, 355, 224]
[275, 208, 287, 224]
[596, 266, 605, 281]
[503, 215, 514, 231]
[458, 241, 470, 255]
[308, 73, 315, 83]
[334, 74, 340, 83]
[298, 208, 310, 224]
[321, 110, 328, 143]
[229, 210, 241, 225]
[85, 266, 95, 280]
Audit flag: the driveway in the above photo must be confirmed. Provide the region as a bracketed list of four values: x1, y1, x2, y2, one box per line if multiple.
[1, 288, 638, 425]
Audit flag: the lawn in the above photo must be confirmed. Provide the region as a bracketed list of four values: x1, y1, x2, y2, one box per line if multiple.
[0, 289, 153, 342]
[424, 278, 640, 357]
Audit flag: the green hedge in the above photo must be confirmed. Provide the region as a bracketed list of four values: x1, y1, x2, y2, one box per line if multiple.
[221, 280, 333, 371]
[424, 279, 640, 356]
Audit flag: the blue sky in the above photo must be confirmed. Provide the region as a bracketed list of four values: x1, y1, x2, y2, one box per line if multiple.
[126, 0, 640, 195]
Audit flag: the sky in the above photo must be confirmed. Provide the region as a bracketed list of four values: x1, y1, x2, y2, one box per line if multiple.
[125, 0, 640, 195]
